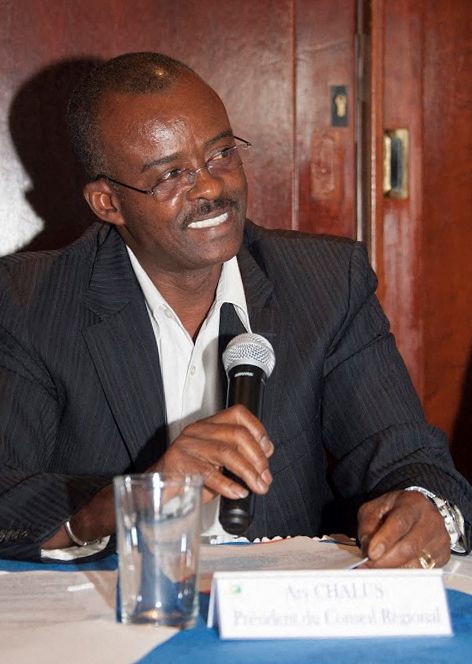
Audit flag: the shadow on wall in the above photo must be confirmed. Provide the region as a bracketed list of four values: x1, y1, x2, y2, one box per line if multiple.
[451, 346, 472, 486]
[9, 58, 102, 252]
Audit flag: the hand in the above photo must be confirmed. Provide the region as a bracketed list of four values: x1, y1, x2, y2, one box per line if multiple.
[150, 405, 274, 503]
[42, 483, 115, 549]
[43, 405, 273, 548]
[357, 490, 451, 568]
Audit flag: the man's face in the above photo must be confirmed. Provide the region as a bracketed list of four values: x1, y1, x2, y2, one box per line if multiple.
[92, 76, 248, 278]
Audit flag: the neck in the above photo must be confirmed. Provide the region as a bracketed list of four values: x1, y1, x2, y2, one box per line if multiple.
[151, 264, 222, 340]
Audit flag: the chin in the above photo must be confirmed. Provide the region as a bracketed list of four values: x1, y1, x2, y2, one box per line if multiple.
[198, 247, 238, 269]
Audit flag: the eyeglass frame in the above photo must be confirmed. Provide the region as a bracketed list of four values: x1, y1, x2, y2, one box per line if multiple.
[93, 136, 251, 199]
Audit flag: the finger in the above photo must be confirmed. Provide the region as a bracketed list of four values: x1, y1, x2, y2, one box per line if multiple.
[181, 416, 273, 491]
[196, 462, 253, 500]
[366, 542, 451, 570]
[360, 492, 451, 568]
[357, 491, 400, 555]
[367, 498, 420, 562]
[202, 485, 218, 504]
[368, 524, 451, 569]
[187, 420, 271, 472]
[158, 451, 252, 501]
[159, 427, 272, 497]
[186, 426, 273, 495]
[207, 405, 274, 457]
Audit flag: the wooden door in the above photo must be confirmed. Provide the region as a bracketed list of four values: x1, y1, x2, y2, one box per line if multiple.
[0, 0, 356, 254]
[369, 0, 472, 480]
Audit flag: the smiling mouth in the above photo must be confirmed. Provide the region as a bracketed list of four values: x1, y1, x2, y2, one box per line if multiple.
[187, 211, 229, 230]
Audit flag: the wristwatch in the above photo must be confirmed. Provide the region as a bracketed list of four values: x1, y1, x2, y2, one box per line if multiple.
[404, 486, 467, 553]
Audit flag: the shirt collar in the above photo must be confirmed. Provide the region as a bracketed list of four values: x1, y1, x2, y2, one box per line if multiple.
[126, 247, 251, 331]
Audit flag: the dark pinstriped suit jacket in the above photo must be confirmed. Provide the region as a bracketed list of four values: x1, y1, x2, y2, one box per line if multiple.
[0, 220, 471, 560]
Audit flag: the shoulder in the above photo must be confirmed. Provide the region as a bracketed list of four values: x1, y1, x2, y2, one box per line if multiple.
[243, 220, 371, 288]
[0, 223, 104, 305]
[241, 221, 385, 353]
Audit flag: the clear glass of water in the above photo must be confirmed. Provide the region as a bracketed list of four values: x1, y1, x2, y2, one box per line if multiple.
[113, 473, 203, 628]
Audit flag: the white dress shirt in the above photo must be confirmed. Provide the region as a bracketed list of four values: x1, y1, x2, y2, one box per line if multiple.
[127, 247, 251, 539]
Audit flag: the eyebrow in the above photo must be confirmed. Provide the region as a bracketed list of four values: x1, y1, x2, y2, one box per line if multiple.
[141, 129, 235, 173]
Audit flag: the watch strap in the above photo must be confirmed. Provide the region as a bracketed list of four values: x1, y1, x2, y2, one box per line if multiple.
[404, 486, 466, 553]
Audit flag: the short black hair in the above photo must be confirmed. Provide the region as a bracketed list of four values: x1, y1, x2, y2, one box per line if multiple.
[66, 52, 194, 178]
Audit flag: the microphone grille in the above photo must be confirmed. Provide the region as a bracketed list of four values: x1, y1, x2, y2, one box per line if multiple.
[223, 333, 276, 378]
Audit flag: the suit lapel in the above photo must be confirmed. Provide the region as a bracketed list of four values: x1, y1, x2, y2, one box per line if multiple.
[81, 225, 288, 474]
[232, 241, 292, 538]
[233, 243, 291, 441]
[82, 226, 167, 469]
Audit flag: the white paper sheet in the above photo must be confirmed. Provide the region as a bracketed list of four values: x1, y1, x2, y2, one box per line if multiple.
[200, 537, 472, 595]
[0, 570, 176, 664]
[199, 536, 363, 591]
[444, 553, 472, 595]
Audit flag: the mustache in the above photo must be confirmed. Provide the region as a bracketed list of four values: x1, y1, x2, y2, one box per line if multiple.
[181, 198, 239, 227]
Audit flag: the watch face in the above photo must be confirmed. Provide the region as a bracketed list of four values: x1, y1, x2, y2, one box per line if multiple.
[404, 487, 465, 550]
[435, 500, 461, 548]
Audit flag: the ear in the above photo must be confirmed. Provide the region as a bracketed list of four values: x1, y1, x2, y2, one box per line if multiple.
[83, 180, 125, 226]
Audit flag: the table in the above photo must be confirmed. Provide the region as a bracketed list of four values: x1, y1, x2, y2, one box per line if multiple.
[1, 546, 471, 663]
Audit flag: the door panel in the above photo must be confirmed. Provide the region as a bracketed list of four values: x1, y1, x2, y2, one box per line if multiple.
[296, 1, 356, 237]
[421, 0, 472, 480]
[369, 0, 472, 479]
[370, 0, 424, 393]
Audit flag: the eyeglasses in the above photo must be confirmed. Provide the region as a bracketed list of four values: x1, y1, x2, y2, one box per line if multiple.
[94, 136, 251, 201]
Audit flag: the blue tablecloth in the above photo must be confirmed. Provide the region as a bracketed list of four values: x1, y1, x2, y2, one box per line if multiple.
[2, 555, 471, 663]
[0, 555, 118, 573]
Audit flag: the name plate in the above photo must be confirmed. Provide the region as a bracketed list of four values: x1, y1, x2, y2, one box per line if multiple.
[208, 569, 452, 639]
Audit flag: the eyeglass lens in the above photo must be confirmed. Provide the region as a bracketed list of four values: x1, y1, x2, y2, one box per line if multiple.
[153, 143, 249, 199]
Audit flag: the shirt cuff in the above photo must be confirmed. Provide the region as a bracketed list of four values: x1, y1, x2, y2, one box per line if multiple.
[40, 536, 110, 561]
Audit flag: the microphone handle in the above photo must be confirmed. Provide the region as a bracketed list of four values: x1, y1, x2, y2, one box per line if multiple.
[219, 365, 266, 535]
[226, 365, 265, 416]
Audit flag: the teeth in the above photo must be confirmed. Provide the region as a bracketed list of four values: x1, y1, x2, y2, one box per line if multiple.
[188, 212, 228, 229]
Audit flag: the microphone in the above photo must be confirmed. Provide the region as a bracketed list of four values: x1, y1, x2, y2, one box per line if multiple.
[218, 333, 276, 535]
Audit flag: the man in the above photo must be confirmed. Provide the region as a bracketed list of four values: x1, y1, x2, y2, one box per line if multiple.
[0, 52, 470, 566]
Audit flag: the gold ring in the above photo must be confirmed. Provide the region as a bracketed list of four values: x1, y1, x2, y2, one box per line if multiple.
[418, 551, 436, 569]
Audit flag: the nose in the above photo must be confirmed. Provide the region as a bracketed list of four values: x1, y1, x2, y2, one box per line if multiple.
[186, 165, 224, 201]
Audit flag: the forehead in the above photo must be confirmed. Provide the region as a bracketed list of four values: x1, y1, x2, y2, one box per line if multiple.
[96, 77, 232, 166]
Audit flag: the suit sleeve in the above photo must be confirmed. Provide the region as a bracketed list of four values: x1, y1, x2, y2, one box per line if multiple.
[321, 242, 472, 550]
[0, 324, 111, 561]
